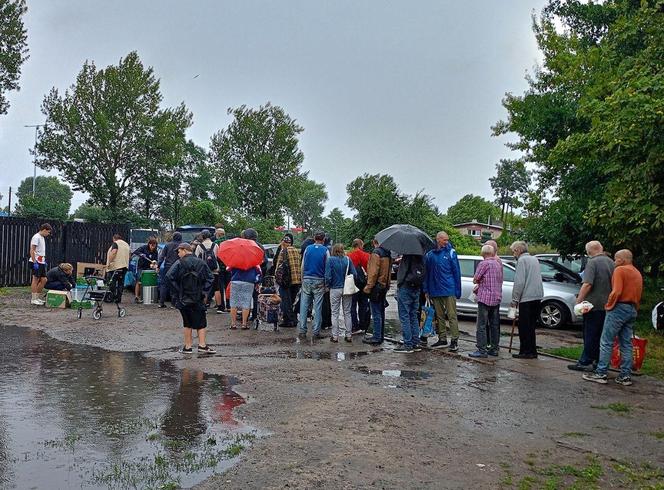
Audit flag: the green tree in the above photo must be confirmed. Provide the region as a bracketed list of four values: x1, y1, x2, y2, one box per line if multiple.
[0, 0, 28, 115]
[445, 194, 501, 225]
[489, 159, 530, 224]
[284, 175, 328, 233]
[35, 52, 192, 214]
[494, 0, 664, 271]
[14, 175, 72, 220]
[345, 173, 410, 240]
[71, 202, 148, 225]
[321, 207, 354, 246]
[209, 103, 304, 221]
[179, 200, 223, 226]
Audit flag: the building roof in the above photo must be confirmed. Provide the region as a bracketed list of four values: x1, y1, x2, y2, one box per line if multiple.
[452, 221, 503, 230]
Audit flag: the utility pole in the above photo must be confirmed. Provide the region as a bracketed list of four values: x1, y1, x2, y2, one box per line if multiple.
[24, 124, 43, 196]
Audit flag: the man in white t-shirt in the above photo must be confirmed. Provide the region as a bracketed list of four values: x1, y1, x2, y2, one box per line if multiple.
[29, 223, 53, 305]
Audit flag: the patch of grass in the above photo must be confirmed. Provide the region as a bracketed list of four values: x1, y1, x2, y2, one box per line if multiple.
[649, 431, 664, 440]
[591, 402, 631, 414]
[224, 442, 244, 458]
[613, 461, 664, 487]
[563, 432, 590, 438]
[43, 433, 82, 451]
[542, 345, 583, 360]
[517, 476, 538, 490]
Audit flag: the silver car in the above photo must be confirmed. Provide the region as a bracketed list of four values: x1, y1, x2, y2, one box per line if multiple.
[456, 255, 582, 328]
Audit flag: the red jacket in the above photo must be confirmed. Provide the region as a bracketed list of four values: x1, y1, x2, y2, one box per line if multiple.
[348, 249, 370, 270]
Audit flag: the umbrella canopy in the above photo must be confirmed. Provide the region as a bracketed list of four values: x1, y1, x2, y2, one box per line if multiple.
[217, 238, 264, 270]
[374, 224, 435, 256]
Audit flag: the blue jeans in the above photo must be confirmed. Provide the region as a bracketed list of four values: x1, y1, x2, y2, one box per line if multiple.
[476, 302, 500, 354]
[298, 278, 325, 335]
[370, 299, 386, 342]
[596, 303, 637, 377]
[578, 309, 606, 365]
[397, 286, 420, 348]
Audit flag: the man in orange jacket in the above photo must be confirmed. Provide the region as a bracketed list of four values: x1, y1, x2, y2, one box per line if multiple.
[583, 249, 643, 386]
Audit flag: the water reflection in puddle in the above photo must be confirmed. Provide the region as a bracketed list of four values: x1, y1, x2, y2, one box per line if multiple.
[0, 325, 255, 489]
[352, 365, 432, 380]
[257, 348, 383, 361]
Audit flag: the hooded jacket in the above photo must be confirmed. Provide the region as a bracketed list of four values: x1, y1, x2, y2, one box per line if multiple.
[423, 243, 461, 298]
[159, 232, 183, 271]
[364, 246, 392, 292]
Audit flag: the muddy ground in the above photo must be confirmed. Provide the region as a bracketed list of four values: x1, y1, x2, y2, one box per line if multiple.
[2, 289, 664, 489]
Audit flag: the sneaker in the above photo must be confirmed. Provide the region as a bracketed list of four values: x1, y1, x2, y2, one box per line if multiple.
[216, 308, 224, 315]
[31, 299, 45, 306]
[362, 338, 382, 345]
[330, 337, 339, 343]
[582, 372, 608, 384]
[420, 336, 429, 345]
[430, 339, 448, 349]
[487, 350, 499, 357]
[394, 346, 414, 353]
[180, 346, 193, 354]
[134, 297, 143, 304]
[468, 350, 488, 358]
[412, 345, 422, 352]
[615, 376, 633, 386]
[568, 363, 594, 372]
[198, 345, 216, 354]
[158, 304, 167, 309]
[449, 340, 459, 352]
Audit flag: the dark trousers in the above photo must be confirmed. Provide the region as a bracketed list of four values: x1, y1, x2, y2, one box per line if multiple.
[322, 291, 332, 328]
[279, 284, 301, 326]
[216, 271, 230, 310]
[578, 309, 606, 365]
[518, 300, 540, 355]
[44, 281, 70, 291]
[160, 267, 172, 306]
[351, 291, 371, 331]
[105, 268, 127, 304]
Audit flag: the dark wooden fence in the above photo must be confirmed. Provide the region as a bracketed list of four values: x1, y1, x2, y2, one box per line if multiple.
[0, 217, 130, 287]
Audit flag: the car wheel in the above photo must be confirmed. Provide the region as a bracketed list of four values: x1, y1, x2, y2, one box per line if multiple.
[539, 301, 567, 329]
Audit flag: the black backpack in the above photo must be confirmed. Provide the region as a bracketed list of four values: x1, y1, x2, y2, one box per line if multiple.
[404, 256, 425, 287]
[180, 257, 202, 306]
[199, 243, 218, 272]
[355, 265, 367, 289]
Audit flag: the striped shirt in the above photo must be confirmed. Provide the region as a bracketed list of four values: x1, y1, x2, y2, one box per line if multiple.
[474, 258, 503, 306]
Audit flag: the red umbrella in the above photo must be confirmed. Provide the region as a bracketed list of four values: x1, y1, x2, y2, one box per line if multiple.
[217, 238, 264, 270]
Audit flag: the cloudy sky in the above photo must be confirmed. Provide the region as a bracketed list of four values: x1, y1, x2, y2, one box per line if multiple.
[0, 0, 546, 216]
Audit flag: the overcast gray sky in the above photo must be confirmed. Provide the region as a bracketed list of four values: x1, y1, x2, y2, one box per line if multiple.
[0, 0, 545, 217]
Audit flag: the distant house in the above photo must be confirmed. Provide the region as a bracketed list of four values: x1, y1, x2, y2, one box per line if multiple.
[452, 220, 503, 241]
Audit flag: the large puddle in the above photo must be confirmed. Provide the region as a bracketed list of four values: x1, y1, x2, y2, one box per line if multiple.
[0, 325, 255, 489]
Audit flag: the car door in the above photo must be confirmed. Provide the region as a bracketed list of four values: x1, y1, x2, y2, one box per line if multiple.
[456, 258, 480, 314]
[500, 263, 516, 317]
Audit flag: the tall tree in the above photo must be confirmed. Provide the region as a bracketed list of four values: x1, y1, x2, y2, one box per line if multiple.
[209, 103, 304, 221]
[346, 173, 410, 240]
[34, 52, 192, 216]
[494, 0, 664, 269]
[321, 207, 354, 245]
[489, 158, 530, 224]
[14, 175, 72, 220]
[446, 194, 501, 225]
[0, 0, 28, 116]
[284, 174, 327, 232]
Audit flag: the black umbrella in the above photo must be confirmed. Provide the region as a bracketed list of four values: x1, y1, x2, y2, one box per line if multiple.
[374, 224, 435, 255]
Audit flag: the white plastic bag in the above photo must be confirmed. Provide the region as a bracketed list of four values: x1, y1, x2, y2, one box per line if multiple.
[574, 301, 594, 316]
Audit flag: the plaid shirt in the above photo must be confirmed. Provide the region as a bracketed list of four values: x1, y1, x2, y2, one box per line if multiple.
[275, 246, 302, 285]
[474, 258, 503, 306]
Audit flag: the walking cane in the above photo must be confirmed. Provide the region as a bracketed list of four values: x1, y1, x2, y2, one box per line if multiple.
[508, 317, 517, 353]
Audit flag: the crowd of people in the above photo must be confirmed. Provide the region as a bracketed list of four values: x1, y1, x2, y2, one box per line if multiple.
[26, 223, 644, 385]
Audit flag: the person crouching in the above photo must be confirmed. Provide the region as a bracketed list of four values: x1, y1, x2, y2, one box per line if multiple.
[45, 263, 76, 291]
[166, 243, 216, 355]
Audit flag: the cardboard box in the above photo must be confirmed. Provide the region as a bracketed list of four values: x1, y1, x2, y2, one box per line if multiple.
[46, 290, 71, 309]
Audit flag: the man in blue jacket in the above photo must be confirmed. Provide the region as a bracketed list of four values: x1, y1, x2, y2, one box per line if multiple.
[423, 231, 461, 351]
[298, 231, 330, 339]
